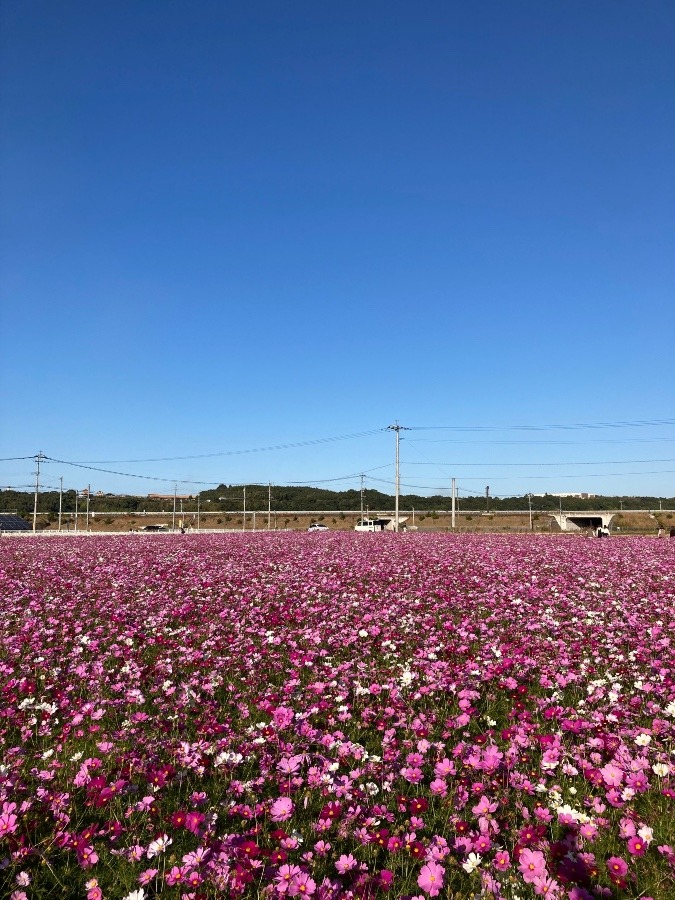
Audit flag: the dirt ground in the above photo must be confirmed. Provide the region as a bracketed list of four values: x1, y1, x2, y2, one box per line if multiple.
[31, 509, 670, 535]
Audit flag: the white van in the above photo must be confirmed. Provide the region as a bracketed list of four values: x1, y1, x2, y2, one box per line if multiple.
[355, 516, 408, 532]
[354, 519, 381, 532]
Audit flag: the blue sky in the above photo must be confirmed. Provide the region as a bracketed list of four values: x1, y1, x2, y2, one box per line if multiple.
[1, 1, 674, 499]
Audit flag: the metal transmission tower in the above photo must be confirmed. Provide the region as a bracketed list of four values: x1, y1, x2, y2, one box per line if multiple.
[387, 423, 409, 532]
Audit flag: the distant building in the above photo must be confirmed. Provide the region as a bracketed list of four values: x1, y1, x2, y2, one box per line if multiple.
[533, 492, 596, 499]
[147, 493, 195, 501]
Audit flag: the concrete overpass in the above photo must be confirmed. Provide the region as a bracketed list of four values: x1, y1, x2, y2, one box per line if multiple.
[552, 512, 616, 532]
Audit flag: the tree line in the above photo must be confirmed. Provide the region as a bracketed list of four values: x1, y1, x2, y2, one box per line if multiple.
[2, 485, 674, 521]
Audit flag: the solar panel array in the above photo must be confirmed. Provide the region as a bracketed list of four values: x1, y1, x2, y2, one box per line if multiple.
[0, 514, 31, 531]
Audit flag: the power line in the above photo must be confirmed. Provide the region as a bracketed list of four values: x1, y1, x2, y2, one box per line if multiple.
[286, 464, 391, 486]
[368, 469, 675, 489]
[60, 428, 387, 464]
[407, 417, 675, 432]
[43, 457, 220, 486]
[437, 469, 675, 482]
[411, 437, 675, 445]
[403, 457, 675, 467]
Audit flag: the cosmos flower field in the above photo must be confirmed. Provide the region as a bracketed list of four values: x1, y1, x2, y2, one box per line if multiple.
[1, 534, 674, 900]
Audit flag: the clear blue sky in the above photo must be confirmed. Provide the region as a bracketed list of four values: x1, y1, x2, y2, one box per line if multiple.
[1, 1, 674, 499]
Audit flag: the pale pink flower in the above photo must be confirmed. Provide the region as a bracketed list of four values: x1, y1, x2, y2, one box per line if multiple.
[270, 796, 294, 822]
[335, 853, 357, 874]
[519, 848, 547, 883]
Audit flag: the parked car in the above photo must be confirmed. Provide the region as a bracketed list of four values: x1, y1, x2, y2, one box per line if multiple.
[307, 523, 329, 532]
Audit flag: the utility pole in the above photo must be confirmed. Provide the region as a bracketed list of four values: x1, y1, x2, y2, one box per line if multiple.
[528, 493, 533, 531]
[268, 482, 272, 530]
[85, 484, 90, 531]
[74, 489, 78, 533]
[32, 451, 45, 533]
[360, 474, 365, 524]
[388, 423, 408, 532]
[197, 493, 200, 531]
[485, 485, 490, 515]
[242, 486, 246, 531]
[172, 483, 177, 532]
[58, 476, 63, 532]
[451, 477, 456, 529]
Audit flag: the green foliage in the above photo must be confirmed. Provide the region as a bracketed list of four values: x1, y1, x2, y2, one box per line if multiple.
[3, 486, 675, 518]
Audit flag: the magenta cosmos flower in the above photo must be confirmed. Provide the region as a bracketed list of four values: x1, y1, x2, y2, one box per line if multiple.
[607, 856, 628, 878]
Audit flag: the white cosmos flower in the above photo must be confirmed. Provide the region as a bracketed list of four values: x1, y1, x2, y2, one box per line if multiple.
[652, 763, 669, 777]
[638, 825, 654, 844]
[635, 733, 651, 747]
[146, 835, 172, 858]
[461, 852, 482, 873]
[122, 891, 145, 900]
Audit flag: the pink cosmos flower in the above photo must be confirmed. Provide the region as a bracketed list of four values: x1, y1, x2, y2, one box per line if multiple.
[77, 845, 99, 868]
[288, 872, 316, 896]
[275, 864, 302, 892]
[474, 834, 492, 853]
[313, 840, 331, 856]
[434, 758, 455, 778]
[472, 795, 497, 816]
[626, 771, 649, 792]
[184, 811, 205, 834]
[85, 879, 102, 900]
[579, 823, 598, 841]
[600, 763, 624, 786]
[607, 856, 628, 878]
[335, 853, 357, 874]
[518, 848, 547, 883]
[270, 797, 294, 822]
[627, 835, 647, 856]
[277, 754, 303, 775]
[493, 850, 510, 871]
[417, 860, 445, 897]
[165, 865, 187, 886]
[0, 812, 18, 838]
[272, 707, 295, 729]
[429, 778, 447, 797]
[533, 874, 560, 896]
